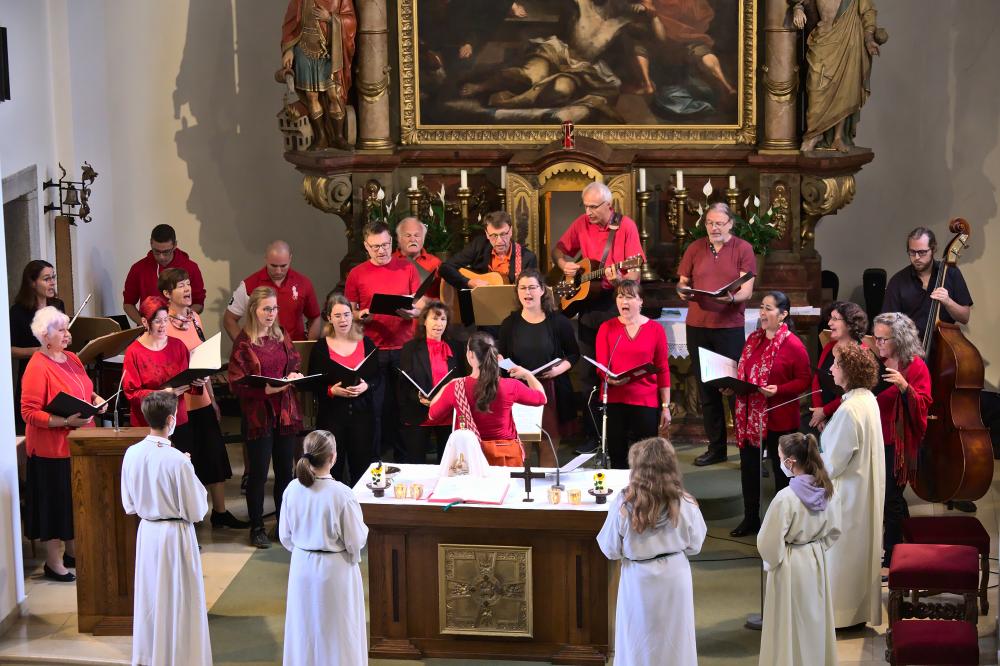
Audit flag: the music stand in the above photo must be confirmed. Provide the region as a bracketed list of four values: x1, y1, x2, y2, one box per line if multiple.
[68, 317, 122, 354]
[76, 328, 144, 412]
[293, 340, 317, 375]
[469, 285, 519, 327]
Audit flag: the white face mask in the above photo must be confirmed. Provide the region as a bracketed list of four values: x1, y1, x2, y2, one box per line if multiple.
[166, 415, 177, 439]
[780, 458, 795, 478]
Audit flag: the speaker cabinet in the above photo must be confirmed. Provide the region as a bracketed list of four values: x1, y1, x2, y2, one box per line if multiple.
[862, 268, 887, 329]
[0, 27, 10, 102]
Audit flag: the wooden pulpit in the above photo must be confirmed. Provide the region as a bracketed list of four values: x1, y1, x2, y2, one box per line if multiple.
[69, 427, 146, 635]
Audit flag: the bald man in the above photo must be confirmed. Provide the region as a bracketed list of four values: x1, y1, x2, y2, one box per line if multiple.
[224, 240, 321, 341]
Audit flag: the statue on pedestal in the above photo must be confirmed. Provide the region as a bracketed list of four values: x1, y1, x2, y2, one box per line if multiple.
[279, 0, 357, 150]
[793, 0, 887, 152]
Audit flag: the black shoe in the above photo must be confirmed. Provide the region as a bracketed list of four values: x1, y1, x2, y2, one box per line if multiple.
[575, 439, 600, 455]
[43, 563, 76, 582]
[729, 516, 760, 537]
[211, 510, 250, 529]
[250, 527, 270, 549]
[947, 500, 977, 513]
[62, 554, 76, 568]
[240, 474, 248, 496]
[836, 622, 867, 632]
[694, 451, 727, 467]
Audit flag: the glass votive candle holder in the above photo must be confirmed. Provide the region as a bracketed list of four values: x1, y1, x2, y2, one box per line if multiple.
[548, 487, 562, 504]
[393, 482, 407, 499]
[411, 482, 424, 500]
[568, 488, 582, 505]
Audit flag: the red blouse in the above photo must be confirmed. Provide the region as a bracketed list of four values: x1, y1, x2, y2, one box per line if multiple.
[423, 338, 453, 426]
[20, 352, 95, 458]
[428, 377, 546, 441]
[738, 332, 811, 433]
[327, 341, 365, 397]
[228, 331, 302, 441]
[123, 336, 191, 428]
[595, 318, 671, 408]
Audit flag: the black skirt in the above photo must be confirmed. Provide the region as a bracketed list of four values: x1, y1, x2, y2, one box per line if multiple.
[183, 405, 233, 485]
[25, 456, 73, 541]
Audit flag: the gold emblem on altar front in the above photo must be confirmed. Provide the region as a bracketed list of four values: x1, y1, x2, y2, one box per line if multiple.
[438, 545, 532, 638]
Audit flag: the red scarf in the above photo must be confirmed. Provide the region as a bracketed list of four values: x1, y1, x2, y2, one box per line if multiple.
[888, 358, 932, 485]
[734, 324, 792, 447]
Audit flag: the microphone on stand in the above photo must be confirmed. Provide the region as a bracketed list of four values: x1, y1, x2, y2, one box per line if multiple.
[538, 426, 563, 490]
[596, 335, 623, 470]
[112, 370, 127, 432]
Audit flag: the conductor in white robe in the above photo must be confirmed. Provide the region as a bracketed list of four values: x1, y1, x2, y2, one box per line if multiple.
[819, 344, 885, 629]
[758, 432, 841, 666]
[280, 429, 369, 666]
[121, 391, 211, 666]
[597, 437, 707, 666]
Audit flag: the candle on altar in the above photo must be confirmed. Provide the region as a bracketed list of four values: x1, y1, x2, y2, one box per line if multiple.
[460, 170, 468, 189]
[676, 170, 684, 190]
[638, 168, 646, 192]
[410, 176, 418, 190]
[729, 175, 736, 190]
[500, 166, 507, 189]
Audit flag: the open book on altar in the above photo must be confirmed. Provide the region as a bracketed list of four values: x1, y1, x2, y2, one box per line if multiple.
[698, 347, 759, 395]
[677, 272, 754, 298]
[427, 474, 510, 505]
[159, 333, 223, 389]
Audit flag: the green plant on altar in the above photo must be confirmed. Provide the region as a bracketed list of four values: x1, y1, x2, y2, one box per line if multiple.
[365, 185, 472, 256]
[684, 188, 782, 257]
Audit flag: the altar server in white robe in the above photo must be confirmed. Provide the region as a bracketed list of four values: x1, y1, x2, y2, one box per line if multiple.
[597, 437, 706, 666]
[280, 429, 368, 666]
[121, 391, 211, 666]
[758, 432, 841, 666]
[819, 344, 884, 629]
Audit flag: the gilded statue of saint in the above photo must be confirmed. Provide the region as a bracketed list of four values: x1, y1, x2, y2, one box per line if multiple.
[793, 0, 885, 152]
[280, 0, 357, 150]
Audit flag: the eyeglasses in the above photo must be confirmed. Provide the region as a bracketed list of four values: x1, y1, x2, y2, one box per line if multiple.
[705, 219, 731, 228]
[829, 314, 844, 322]
[40, 275, 57, 283]
[582, 201, 609, 212]
[907, 249, 932, 258]
[150, 317, 169, 326]
[518, 285, 542, 292]
[366, 242, 392, 251]
[261, 306, 280, 314]
[486, 229, 511, 241]
[873, 336, 893, 344]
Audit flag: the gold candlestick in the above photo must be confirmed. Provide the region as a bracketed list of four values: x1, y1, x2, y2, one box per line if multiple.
[668, 187, 689, 275]
[457, 186, 472, 244]
[725, 187, 740, 214]
[407, 186, 423, 218]
[636, 189, 659, 282]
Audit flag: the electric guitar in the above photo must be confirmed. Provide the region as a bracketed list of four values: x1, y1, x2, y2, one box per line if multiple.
[553, 254, 645, 317]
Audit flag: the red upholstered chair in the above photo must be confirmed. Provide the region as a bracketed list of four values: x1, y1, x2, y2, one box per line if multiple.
[886, 543, 979, 657]
[889, 619, 979, 665]
[902, 516, 991, 614]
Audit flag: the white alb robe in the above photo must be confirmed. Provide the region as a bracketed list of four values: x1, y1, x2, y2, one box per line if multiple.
[820, 387, 885, 627]
[280, 477, 369, 666]
[597, 493, 707, 666]
[757, 486, 841, 665]
[121, 435, 211, 666]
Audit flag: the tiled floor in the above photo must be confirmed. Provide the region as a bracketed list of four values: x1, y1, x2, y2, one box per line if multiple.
[0, 441, 997, 665]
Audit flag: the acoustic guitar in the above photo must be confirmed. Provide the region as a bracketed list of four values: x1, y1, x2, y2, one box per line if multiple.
[439, 268, 507, 318]
[553, 254, 645, 317]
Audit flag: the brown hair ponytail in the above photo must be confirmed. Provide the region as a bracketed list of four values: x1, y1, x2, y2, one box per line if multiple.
[778, 432, 834, 499]
[295, 430, 337, 487]
[468, 332, 500, 412]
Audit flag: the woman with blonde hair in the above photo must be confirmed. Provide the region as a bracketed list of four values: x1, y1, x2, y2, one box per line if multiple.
[228, 286, 304, 548]
[597, 437, 707, 666]
[758, 432, 841, 665]
[280, 430, 368, 666]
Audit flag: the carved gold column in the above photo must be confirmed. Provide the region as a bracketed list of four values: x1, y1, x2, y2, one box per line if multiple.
[356, 0, 393, 150]
[761, 0, 799, 151]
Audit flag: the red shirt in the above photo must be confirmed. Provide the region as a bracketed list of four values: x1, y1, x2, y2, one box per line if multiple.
[122, 336, 191, 428]
[427, 377, 546, 440]
[123, 248, 206, 308]
[424, 338, 453, 426]
[20, 352, 95, 458]
[227, 267, 320, 342]
[344, 257, 421, 350]
[227, 332, 303, 441]
[393, 248, 442, 299]
[556, 214, 645, 289]
[739, 332, 811, 433]
[595, 318, 671, 408]
[678, 236, 755, 328]
[327, 342, 365, 397]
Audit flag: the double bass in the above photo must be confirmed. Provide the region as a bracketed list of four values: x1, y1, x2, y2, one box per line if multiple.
[910, 218, 993, 503]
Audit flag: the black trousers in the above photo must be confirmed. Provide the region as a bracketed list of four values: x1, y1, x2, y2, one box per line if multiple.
[322, 406, 376, 488]
[400, 425, 451, 465]
[739, 429, 793, 518]
[687, 325, 745, 457]
[577, 291, 618, 438]
[371, 348, 404, 461]
[883, 445, 909, 565]
[606, 403, 660, 469]
[245, 428, 295, 529]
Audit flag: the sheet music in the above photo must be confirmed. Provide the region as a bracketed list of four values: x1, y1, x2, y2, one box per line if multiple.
[512, 403, 543, 437]
[190, 332, 223, 370]
[698, 347, 738, 382]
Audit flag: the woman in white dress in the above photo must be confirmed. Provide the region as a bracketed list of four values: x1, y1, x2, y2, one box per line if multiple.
[758, 432, 841, 665]
[280, 430, 369, 665]
[820, 343, 885, 629]
[597, 437, 707, 666]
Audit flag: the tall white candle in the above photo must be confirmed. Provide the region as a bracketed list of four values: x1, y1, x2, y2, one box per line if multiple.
[460, 170, 468, 189]
[729, 175, 737, 190]
[638, 168, 646, 192]
[410, 176, 418, 190]
[676, 170, 684, 190]
[500, 166, 507, 189]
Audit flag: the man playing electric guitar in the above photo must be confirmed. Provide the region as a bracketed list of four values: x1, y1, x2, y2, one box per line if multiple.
[552, 181, 645, 452]
[440, 211, 538, 326]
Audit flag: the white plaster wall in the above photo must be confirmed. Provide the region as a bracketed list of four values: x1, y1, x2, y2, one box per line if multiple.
[814, 0, 1000, 388]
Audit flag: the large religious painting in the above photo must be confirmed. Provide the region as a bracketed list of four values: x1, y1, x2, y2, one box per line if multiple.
[398, 0, 756, 145]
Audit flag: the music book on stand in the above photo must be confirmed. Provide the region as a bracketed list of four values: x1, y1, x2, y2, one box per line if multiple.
[325, 348, 378, 387]
[427, 475, 510, 505]
[367, 271, 437, 316]
[68, 316, 123, 354]
[470, 285, 519, 326]
[76, 327, 144, 366]
[159, 333, 223, 389]
[582, 356, 659, 381]
[677, 272, 755, 298]
[397, 367, 453, 399]
[512, 403, 544, 441]
[499, 357, 562, 376]
[698, 347, 759, 395]
[45, 391, 116, 419]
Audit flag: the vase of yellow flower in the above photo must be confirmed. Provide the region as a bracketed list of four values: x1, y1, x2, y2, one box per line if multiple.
[588, 471, 613, 504]
[366, 462, 387, 498]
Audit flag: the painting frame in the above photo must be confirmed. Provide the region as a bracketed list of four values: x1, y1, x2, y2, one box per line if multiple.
[398, 0, 757, 146]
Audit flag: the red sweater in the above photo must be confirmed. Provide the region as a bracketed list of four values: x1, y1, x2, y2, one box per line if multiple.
[428, 377, 546, 441]
[20, 352, 95, 458]
[344, 258, 420, 350]
[739, 333, 811, 433]
[123, 248, 205, 308]
[122, 337, 191, 427]
[595, 318, 671, 408]
[876, 356, 932, 449]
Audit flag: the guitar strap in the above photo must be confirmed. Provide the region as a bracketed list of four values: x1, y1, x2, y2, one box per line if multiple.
[598, 213, 622, 273]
